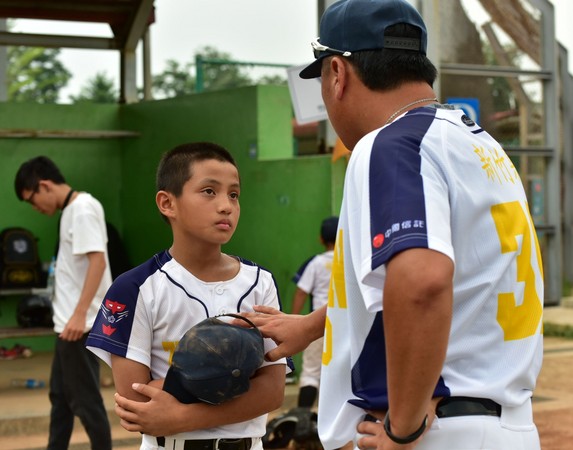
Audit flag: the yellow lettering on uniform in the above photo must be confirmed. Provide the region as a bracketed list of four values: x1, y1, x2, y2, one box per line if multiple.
[322, 316, 332, 365]
[328, 229, 347, 309]
[491, 201, 543, 341]
[163, 341, 178, 364]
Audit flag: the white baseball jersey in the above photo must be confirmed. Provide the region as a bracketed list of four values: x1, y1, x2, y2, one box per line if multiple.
[86, 250, 287, 448]
[294, 251, 334, 388]
[318, 105, 544, 449]
[295, 250, 334, 310]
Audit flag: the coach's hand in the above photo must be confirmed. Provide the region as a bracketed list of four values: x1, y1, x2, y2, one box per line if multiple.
[356, 400, 439, 450]
[115, 383, 188, 436]
[236, 305, 326, 361]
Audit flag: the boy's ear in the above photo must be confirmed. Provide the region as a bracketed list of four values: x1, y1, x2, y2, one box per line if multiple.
[156, 190, 176, 219]
[38, 179, 52, 192]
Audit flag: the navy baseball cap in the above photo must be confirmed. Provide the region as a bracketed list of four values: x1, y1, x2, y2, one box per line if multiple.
[321, 216, 339, 243]
[300, 0, 428, 79]
[163, 314, 264, 405]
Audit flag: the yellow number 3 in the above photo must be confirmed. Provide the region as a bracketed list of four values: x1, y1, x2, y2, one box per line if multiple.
[491, 201, 543, 341]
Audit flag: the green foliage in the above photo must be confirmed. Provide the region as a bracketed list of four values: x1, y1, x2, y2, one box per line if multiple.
[257, 74, 288, 86]
[544, 322, 573, 339]
[151, 46, 286, 98]
[152, 59, 196, 98]
[7, 46, 71, 103]
[481, 40, 519, 112]
[70, 72, 117, 104]
[197, 46, 252, 92]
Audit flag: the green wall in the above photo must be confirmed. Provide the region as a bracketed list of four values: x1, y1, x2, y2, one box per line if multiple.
[0, 86, 345, 357]
[0, 102, 125, 260]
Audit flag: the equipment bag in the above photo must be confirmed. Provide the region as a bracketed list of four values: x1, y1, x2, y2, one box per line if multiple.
[0, 227, 43, 288]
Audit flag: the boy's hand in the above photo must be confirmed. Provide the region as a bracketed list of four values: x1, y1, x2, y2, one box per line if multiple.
[60, 311, 87, 341]
[114, 383, 187, 436]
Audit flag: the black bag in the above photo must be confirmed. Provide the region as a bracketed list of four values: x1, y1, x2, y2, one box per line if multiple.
[17, 294, 54, 328]
[0, 227, 43, 288]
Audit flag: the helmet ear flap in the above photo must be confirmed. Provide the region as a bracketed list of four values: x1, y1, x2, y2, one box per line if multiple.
[263, 407, 321, 450]
[263, 413, 297, 448]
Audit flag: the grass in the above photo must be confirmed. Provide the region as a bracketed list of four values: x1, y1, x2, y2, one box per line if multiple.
[544, 322, 573, 339]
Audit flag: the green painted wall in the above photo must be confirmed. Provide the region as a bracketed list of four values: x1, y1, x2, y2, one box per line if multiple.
[0, 86, 345, 361]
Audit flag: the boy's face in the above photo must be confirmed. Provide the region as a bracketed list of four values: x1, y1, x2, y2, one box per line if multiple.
[21, 181, 59, 216]
[169, 159, 241, 246]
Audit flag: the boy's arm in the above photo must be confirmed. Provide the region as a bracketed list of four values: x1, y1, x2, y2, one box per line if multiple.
[291, 287, 309, 314]
[60, 251, 106, 341]
[115, 363, 286, 437]
[111, 354, 153, 402]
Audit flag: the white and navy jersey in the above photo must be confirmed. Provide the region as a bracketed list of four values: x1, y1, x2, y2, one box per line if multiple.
[318, 105, 544, 449]
[86, 250, 287, 443]
[294, 251, 334, 311]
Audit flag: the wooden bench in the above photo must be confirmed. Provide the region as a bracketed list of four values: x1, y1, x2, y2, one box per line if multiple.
[0, 327, 54, 340]
[0, 288, 54, 340]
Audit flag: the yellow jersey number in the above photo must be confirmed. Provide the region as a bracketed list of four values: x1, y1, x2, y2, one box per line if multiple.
[323, 229, 346, 365]
[491, 201, 543, 341]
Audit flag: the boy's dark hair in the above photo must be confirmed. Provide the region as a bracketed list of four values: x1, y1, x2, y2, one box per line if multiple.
[156, 142, 238, 223]
[14, 156, 66, 201]
[347, 23, 438, 91]
[156, 142, 238, 196]
[320, 216, 339, 245]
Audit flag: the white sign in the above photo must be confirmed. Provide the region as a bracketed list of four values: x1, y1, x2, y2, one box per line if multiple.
[286, 63, 328, 124]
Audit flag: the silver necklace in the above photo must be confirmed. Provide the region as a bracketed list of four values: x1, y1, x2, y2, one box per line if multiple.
[385, 97, 438, 125]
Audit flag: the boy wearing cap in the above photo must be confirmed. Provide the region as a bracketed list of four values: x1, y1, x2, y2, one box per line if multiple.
[242, 1, 543, 450]
[87, 142, 287, 450]
[290, 216, 338, 409]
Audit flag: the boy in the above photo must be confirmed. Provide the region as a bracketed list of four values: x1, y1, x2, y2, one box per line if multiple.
[291, 216, 338, 408]
[86, 142, 286, 450]
[14, 156, 112, 449]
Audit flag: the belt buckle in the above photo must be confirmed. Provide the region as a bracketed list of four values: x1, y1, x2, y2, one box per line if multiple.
[213, 438, 245, 450]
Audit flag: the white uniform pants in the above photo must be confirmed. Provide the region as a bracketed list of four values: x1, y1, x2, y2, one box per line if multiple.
[355, 400, 539, 450]
[299, 337, 324, 388]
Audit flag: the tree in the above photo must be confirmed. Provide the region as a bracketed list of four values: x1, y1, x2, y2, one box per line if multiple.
[152, 59, 195, 98]
[7, 46, 71, 103]
[70, 72, 117, 104]
[256, 74, 287, 86]
[196, 46, 253, 92]
[152, 46, 254, 98]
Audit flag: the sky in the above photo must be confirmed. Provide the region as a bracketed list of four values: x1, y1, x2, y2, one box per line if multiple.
[10, 0, 573, 102]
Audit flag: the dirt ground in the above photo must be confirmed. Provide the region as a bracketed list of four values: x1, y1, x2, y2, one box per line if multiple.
[532, 337, 573, 450]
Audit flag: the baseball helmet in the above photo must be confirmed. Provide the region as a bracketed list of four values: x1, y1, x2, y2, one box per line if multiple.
[263, 407, 322, 450]
[163, 313, 264, 405]
[16, 294, 54, 328]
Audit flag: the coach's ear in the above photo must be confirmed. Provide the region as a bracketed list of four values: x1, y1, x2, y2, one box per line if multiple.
[156, 190, 176, 220]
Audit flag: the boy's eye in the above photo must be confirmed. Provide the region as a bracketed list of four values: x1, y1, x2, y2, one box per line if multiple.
[203, 188, 215, 195]
[230, 192, 240, 200]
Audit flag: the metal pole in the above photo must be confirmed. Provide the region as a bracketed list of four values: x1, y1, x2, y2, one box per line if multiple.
[195, 54, 204, 93]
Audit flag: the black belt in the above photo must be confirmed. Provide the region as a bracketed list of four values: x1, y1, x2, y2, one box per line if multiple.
[436, 396, 501, 418]
[156, 437, 252, 450]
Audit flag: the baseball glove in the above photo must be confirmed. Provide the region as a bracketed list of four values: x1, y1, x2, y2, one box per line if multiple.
[263, 407, 322, 450]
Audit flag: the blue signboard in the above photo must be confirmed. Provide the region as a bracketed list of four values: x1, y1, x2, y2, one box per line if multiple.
[446, 97, 480, 124]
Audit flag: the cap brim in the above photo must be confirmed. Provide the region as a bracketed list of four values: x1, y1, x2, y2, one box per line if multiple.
[299, 58, 323, 79]
[162, 366, 201, 404]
